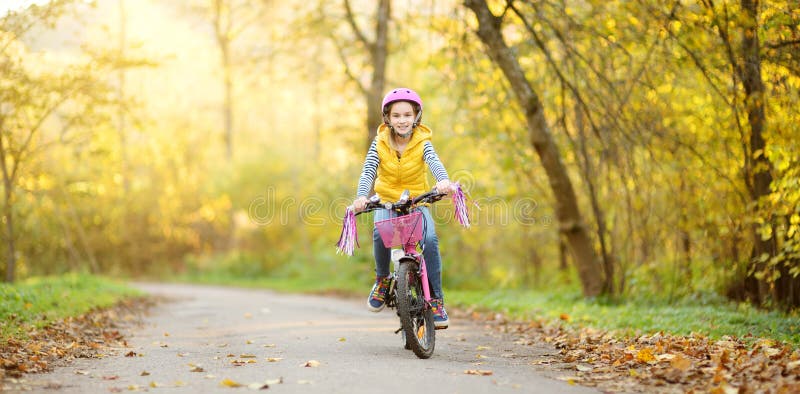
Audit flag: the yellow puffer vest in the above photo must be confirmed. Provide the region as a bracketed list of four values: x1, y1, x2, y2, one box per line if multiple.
[373, 123, 432, 202]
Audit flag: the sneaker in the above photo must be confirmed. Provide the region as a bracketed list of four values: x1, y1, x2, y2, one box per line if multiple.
[430, 298, 449, 329]
[367, 276, 392, 312]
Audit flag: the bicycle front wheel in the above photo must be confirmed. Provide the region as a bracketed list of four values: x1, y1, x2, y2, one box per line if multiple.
[396, 259, 435, 359]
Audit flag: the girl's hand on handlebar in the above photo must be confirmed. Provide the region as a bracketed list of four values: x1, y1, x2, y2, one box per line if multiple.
[435, 179, 455, 195]
[353, 196, 369, 212]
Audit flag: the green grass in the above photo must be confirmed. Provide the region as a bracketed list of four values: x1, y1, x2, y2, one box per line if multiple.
[174, 250, 369, 295]
[448, 289, 800, 346]
[175, 271, 364, 296]
[0, 273, 141, 343]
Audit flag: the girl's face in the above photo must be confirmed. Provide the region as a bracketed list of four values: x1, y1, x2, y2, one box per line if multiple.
[388, 101, 416, 137]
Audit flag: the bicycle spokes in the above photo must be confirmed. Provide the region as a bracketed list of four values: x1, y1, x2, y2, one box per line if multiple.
[396, 261, 435, 359]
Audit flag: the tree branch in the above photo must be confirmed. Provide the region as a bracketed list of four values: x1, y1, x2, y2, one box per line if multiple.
[331, 37, 367, 95]
[765, 39, 800, 49]
[508, 2, 605, 144]
[344, 0, 373, 51]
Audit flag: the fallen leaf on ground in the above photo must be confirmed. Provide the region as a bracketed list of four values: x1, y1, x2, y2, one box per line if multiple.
[266, 357, 283, 362]
[464, 369, 493, 376]
[302, 360, 321, 367]
[1, 297, 151, 383]
[221, 378, 243, 388]
[671, 354, 692, 371]
[635, 348, 656, 364]
[247, 379, 282, 390]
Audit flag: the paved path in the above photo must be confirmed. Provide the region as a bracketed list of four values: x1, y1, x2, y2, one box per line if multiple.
[13, 283, 598, 393]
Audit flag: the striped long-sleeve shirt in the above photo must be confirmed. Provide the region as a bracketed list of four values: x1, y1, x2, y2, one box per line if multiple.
[356, 139, 449, 197]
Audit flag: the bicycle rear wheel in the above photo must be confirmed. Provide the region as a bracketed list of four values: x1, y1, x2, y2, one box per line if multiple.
[396, 259, 435, 359]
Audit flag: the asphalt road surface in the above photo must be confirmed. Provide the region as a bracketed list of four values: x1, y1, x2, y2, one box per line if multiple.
[12, 283, 599, 393]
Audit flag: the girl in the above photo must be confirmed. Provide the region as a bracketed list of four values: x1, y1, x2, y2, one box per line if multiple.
[352, 88, 453, 329]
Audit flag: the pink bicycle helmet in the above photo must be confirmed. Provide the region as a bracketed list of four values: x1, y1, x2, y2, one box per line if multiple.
[381, 88, 423, 113]
[381, 88, 423, 129]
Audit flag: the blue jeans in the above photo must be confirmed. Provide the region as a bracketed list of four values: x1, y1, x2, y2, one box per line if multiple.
[373, 206, 444, 300]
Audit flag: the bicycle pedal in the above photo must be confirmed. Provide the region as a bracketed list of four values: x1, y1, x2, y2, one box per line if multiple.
[394, 327, 403, 334]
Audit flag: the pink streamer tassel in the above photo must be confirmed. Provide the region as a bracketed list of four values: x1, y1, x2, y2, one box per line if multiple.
[452, 182, 471, 228]
[336, 206, 359, 256]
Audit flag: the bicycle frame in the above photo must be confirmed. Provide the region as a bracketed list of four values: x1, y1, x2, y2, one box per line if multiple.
[395, 223, 431, 303]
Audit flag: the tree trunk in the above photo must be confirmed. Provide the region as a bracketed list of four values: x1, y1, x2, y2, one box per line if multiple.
[222, 42, 233, 161]
[118, 0, 129, 192]
[574, 103, 615, 294]
[365, 0, 390, 148]
[740, 0, 777, 304]
[3, 188, 14, 283]
[341, 0, 390, 148]
[213, 0, 234, 162]
[0, 128, 16, 283]
[212, 0, 236, 249]
[465, 0, 603, 297]
[559, 237, 569, 272]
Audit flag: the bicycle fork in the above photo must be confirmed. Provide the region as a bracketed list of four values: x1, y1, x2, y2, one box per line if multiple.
[391, 245, 432, 302]
[391, 246, 432, 338]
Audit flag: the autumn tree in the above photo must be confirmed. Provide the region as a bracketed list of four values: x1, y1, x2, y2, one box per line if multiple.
[465, 0, 603, 297]
[661, 0, 800, 307]
[334, 0, 391, 149]
[0, 1, 113, 282]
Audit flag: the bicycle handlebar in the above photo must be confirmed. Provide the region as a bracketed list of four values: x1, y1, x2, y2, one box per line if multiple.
[354, 189, 447, 216]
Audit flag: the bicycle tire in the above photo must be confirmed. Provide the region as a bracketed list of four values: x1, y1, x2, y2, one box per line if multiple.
[396, 259, 435, 359]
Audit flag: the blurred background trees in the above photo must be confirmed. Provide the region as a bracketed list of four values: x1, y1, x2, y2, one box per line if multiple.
[1, 0, 798, 309]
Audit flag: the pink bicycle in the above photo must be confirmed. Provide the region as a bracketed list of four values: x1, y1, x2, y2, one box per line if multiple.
[354, 189, 446, 358]
[338, 185, 470, 359]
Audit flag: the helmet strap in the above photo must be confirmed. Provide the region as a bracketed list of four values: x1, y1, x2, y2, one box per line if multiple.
[412, 110, 422, 128]
[395, 129, 413, 139]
